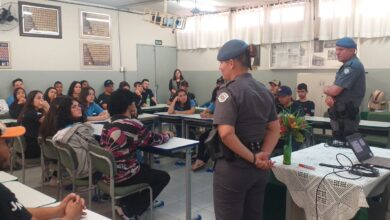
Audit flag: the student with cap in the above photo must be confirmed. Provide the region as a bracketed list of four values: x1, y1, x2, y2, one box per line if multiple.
[97, 79, 114, 110]
[296, 83, 315, 116]
[276, 85, 304, 116]
[213, 39, 280, 220]
[268, 79, 281, 97]
[323, 37, 365, 142]
[0, 123, 86, 220]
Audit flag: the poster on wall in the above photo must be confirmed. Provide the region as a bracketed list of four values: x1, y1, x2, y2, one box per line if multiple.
[18, 1, 62, 38]
[270, 42, 309, 68]
[80, 11, 111, 39]
[311, 40, 339, 68]
[0, 42, 11, 69]
[80, 41, 111, 69]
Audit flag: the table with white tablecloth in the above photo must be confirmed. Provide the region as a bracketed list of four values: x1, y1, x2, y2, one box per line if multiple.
[272, 143, 390, 220]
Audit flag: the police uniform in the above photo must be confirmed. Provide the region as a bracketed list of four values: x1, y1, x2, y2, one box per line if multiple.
[213, 40, 278, 220]
[329, 38, 365, 141]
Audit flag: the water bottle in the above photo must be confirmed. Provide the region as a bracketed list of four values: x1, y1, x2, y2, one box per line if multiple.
[146, 95, 151, 107]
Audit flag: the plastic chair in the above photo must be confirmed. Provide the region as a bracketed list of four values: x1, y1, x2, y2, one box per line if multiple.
[10, 136, 40, 183]
[38, 137, 61, 199]
[88, 145, 153, 220]
[53, 142, 89, 200]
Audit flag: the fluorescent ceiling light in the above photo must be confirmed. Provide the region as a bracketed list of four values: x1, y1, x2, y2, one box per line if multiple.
[86, 17, 110, 23]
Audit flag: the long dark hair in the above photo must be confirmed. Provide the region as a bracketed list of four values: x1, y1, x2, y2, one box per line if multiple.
[40, 96, 86, 140]
[18, 90, 43, 122]
[174, 89, 191, 110]
[67, 81, 81, 97]
[79, 87, 95, 108]
[43, 87, 56, 104]
[13, 88, 26, 101]
[172, 69, 184, 80]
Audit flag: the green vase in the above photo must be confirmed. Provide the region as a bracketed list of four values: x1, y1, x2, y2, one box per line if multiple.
[283, 134, 292, 165]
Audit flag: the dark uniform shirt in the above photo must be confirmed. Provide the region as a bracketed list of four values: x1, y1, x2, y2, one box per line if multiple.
[0, 183, 32, 220]
[97, 93, 111, 108]
[213, 73, 277, 143]
[334, 55, 366, 108]
[297, 100, 315, 116]
[141, 89, 156, 106]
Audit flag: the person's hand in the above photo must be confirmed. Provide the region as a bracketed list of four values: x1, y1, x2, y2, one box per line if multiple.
[55, 193, 77, 218]
[64, 195, 85, 219]
[255, 152, 274, 170]
[173, 96, 178, 103]
[325, 96, 335, 107]
[162, 131, 174, 138]
[42, 100, 50, 111]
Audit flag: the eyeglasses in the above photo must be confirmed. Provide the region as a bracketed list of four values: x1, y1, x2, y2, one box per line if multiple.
[71, 104, 82, 109]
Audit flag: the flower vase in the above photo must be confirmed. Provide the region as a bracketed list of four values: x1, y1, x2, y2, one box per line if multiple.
[283, 134, 292, 165]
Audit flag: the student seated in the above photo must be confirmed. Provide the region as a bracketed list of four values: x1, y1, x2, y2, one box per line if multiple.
[97, 80, 114, 110]
[19, 91, 50, 159]
[67, 81, 82, 101]
[118, 81, 131, 90]
[80, 80, 89, 88]
[167, 89, 196, 115]
[54, 81, 64, 96]
[79, 87, 110, 121]
[296, 83, 315, 116]
[141, 79, 157, 106]
[40, 96, 100, 180]
[7, 78, 25, 106]
[167, 80, 196, 105]
[43, 87, 57, 104]
[9, 88, 26, 119]
[133, 81, 145, 110]
[0, 123, 86, 220]
[100, 89, 172, 219]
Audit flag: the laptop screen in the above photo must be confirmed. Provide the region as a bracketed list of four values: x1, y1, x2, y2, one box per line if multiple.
[346, 133, 374, 162]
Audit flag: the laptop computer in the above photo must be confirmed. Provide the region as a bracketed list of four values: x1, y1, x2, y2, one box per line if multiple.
[346, 133, 390, 169]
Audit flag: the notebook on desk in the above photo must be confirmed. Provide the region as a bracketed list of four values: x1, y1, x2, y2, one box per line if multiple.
[346, 133, 390, 169]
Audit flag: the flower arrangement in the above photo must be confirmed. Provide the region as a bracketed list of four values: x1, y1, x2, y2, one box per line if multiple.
[279, 110, 310, 165]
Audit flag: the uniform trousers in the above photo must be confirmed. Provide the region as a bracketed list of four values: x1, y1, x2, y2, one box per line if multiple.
[214, 158, 269, 220]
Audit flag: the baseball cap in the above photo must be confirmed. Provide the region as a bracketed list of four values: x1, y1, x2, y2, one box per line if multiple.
[297, 83, 308, 91]
[0, 123, 25, 139]
[269, 80, 281, 86]
[278, 86, 292, 97]
[217, 39, 249, 61]
[104, 80, 114, 87]
[336, 37, 357, 49]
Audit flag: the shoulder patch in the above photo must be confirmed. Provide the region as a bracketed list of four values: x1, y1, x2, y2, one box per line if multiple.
[343, 67, 351, 74]
[218, 92, 229, 103]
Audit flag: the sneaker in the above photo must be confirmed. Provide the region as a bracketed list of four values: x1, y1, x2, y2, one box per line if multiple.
[115, 205, 139, 220]
[152, 200, 164, 208]
[192, 214, 202, 220]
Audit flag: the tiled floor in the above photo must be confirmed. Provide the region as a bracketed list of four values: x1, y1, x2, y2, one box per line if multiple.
[12, 156, 216, 220]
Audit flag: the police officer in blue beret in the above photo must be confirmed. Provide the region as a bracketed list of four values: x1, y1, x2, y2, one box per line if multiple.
[323, 37, 366, 143]
[213, 39, 280, 220]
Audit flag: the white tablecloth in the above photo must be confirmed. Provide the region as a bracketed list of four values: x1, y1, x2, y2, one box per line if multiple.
[272, 143, 390, 220]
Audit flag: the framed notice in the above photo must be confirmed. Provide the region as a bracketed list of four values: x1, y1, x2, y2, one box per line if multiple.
[311, 39, 339, 68]
[81, 42, 111, 69]
[80, 11, 111, 39]
[0, 42, 11, 69]
[270, 42, 310, 69]
[18, 1, 62, 38]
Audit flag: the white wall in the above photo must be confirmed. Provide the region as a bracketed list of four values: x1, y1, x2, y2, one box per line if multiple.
[0, 0, 176, 98]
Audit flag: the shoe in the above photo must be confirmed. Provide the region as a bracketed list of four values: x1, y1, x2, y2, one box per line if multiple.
[115, 205, 139, 220]
[153, 200, 164, 208]
[192, 214, 202, 220]
[192, 160, 205, 171]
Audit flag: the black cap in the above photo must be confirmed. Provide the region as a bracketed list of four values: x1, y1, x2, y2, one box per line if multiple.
[297, 83, 308, 91]
[278, 86, 292, 97]
[104, 80, 114, 87]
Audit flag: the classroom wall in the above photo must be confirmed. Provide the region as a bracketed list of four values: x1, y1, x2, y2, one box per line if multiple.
[178, 38, 390, 111]
[0, 0, 176, 98]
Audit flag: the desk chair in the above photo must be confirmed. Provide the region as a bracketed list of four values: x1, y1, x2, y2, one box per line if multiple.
[10, 136, 40, 183]
[88, 145, 153, 220]
[364, 112, 390, 148]
[53, 142, 89, 200]
[38, 137, 61, 199]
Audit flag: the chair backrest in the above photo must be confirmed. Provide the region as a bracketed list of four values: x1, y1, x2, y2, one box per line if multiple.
[54, 142, 78, 171]
[88, 145, 117, 177]
[38, 137, 59, 160]
[367, 111, 390, 122]
[13, 136, 26, 154]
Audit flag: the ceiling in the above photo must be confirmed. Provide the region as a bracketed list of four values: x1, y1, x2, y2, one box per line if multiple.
[70, 0, 276, 16]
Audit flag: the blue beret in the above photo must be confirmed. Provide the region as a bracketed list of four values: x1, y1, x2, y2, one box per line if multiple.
[336, 37, 357, 49]
[217, 39, 249, 61]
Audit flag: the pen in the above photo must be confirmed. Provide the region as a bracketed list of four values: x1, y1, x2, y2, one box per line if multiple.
[299, 163, 316, 170]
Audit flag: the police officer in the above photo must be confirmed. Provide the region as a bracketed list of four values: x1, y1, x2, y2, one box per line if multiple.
[213, 39, 280, 220]
[324, 37, 365, 142]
